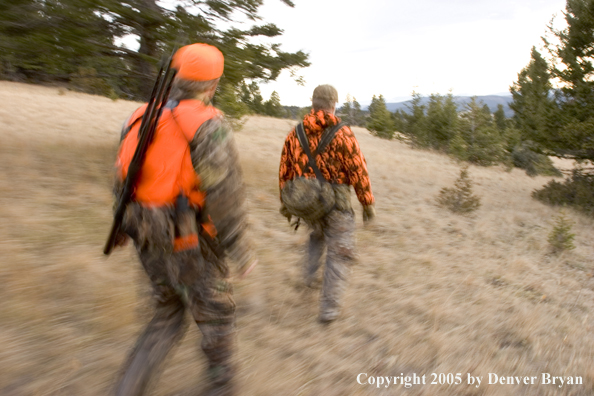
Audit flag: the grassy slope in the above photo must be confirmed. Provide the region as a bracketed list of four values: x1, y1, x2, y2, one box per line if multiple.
[1, 81, 594, 395]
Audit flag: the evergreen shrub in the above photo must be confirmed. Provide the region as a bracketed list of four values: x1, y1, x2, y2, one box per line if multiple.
[437, 166, 481, 214]
[532, 168, 594, 216]
[511, 145, 561, 177]
[548, 211, 576, 253]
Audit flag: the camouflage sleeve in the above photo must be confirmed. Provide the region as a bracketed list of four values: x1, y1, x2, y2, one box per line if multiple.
[278, 131, 296, 200]
[113, 108, 142, 196]
[189, 114, 256, 272]
[340, 128, 375, 206]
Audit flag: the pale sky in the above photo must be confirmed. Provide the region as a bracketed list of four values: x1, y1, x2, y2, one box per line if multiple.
[251, 0, 567, 106]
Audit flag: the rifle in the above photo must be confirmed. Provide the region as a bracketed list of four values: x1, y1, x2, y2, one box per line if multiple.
[104, 52, 177, 255]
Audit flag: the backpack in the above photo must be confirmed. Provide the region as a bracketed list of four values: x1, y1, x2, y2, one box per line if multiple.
[281, 121, 345, 221]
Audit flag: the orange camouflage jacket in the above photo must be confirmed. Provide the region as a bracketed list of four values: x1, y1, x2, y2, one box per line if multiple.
[279, 109, 374, 207]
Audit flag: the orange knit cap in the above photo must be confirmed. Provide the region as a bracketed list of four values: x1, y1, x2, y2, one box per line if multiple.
[173, 43, 224, 81]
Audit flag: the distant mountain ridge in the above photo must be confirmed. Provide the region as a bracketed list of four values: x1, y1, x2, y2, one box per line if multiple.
[361, 94, 514, 117]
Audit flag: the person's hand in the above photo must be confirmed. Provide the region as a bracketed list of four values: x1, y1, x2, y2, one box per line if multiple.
[237, 259, 258, 280]
[279, 203, 292, 223]
[362, 205, 376, 224]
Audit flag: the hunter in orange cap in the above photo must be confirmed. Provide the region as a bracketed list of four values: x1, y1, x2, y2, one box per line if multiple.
[167, 43, 225, 105]
[173, 43, 224, 81]
[113, 41, 256, 396]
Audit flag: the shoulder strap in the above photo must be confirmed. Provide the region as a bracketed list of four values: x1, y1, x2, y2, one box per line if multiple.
[315, 122, 345, 156]
[295, 122, 326, 181]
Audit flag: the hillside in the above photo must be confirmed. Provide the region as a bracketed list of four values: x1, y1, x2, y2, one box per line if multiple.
[1, 81, 594, 396]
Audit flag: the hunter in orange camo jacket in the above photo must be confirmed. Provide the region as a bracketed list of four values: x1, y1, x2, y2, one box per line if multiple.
[279, 109, 375, 207]
[278, 84, 376, 324]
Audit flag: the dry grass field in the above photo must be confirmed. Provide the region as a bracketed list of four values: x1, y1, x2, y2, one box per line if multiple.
[1, 80, 594, 396]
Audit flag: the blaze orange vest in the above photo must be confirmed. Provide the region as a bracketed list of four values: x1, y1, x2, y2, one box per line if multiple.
[117, 100, 220, 208]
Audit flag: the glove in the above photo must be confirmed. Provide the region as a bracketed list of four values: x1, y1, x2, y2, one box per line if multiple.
[280, 203, 292, 223]
[362, 205, 376, 223]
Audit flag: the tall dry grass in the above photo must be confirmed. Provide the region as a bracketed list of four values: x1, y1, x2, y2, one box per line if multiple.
[1, 81, 594, 395]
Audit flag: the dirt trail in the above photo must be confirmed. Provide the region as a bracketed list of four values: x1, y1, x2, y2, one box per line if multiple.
[1, 81, 593, 395]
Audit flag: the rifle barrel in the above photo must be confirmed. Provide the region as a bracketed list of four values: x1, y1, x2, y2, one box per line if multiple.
[104, 52, 176, 256]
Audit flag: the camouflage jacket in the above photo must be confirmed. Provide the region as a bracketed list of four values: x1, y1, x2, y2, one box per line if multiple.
[279, 109, 375, 207]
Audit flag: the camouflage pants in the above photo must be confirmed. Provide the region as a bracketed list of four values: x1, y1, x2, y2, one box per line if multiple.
[114, 238, 236, 396]
[305, 209, 356, 315]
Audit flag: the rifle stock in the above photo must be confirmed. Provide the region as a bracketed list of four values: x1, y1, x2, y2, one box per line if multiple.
[104, 53, 177, 255]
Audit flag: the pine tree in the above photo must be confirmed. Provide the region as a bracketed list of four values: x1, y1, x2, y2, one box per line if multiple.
[494, 104, 507, 132]
[216, 83, 249, 128]
[339, 94, 355, 125]
[339, 101, 353, 125]
[437, 166, 481, 214]
[425, 92, 458, 150]
[449, 132, 469, 161]
[0, 0, 310, 101]
[459, 97, 506, 166]
[509, 47, 557, 147]
[507, 47, 565, 176]
[403, 91, 428, 146]
[264, 91, 285, 118]
[367, 95, 379, 118]
[392, 109, 406, 133]
[0, 0, 120, 88]
[352, 98, 364, 126]
[539, 0, 594, 161]
[240, 81, 265, 114]
[481, 104, 492, 117]
[366, 94, 396, 139]
[548, 210, 576, 253]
